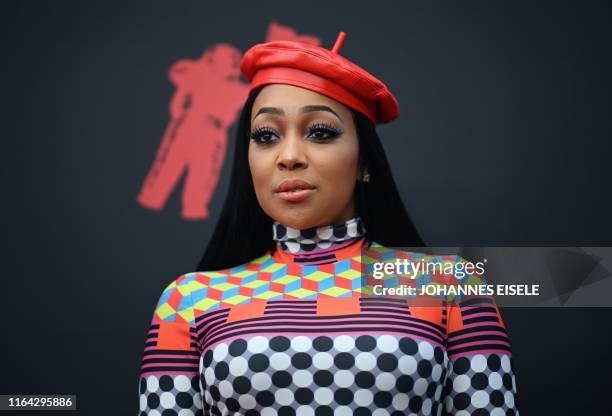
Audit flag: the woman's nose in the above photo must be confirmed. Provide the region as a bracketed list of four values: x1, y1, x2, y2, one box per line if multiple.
[276, 132, 307, 171]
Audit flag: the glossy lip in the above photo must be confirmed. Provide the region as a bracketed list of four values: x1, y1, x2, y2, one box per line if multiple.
[274, 179, 315, 203]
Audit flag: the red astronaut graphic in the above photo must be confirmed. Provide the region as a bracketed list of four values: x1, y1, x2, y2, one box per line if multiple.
[137, 22, 320, 219]
[137, 44, 248, 220]
[265, 20, 321, 44]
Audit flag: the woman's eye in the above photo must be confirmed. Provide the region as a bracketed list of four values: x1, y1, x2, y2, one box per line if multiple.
[308, 124, 343, 141]
[250, 128, 278, 144]
[250, 124, 343, 144]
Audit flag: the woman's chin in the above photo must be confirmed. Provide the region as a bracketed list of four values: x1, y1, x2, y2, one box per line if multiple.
[272, 210, 321, 230]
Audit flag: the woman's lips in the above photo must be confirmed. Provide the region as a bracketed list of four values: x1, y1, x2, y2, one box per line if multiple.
[274, 179, 315, 202]
[276, 188, 314, 202]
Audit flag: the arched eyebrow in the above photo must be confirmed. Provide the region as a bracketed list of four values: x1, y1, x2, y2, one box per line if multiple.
[254, 105, 342, 122]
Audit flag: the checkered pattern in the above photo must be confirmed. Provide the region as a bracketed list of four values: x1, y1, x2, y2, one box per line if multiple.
[272, 216, 366, 254]
[200, 334, 449, 415]
[139, 375, 203, 415]
[443, 353, 519, 415]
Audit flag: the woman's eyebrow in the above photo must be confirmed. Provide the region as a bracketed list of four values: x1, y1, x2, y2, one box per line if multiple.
[254, 105, 342, 121]
[300, 105, 342, 121]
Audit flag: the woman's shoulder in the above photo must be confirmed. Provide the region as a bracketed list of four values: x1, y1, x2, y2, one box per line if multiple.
[154, 253, 278, 323]
[153, 252, 276, 318]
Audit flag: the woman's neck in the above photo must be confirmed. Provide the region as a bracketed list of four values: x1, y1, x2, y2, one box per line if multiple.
[272, 216, 366, 255]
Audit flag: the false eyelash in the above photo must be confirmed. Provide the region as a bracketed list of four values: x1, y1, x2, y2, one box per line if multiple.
[249, 126, 278, 143]
[248, 122, 344, 143]
[308, 122, 344, 139]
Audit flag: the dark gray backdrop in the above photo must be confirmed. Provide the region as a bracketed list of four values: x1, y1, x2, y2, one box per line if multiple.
[2, 1, 611, 415]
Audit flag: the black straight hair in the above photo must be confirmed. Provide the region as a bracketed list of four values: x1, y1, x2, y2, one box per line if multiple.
[197, 85, 425, 271]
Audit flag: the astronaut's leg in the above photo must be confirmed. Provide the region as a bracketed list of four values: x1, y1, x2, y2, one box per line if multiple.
[137, 119, 189, 211]
[182, 130, 228, 220]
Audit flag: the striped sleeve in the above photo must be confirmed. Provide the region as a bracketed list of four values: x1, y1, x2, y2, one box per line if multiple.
[442, 260, 520, 415]
[138, 274, 204, 415]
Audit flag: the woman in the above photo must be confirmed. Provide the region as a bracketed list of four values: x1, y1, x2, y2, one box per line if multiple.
[138, 33, 519, 416]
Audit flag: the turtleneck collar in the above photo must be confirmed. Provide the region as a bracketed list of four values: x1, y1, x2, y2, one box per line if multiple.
[272, 216, 366, 255]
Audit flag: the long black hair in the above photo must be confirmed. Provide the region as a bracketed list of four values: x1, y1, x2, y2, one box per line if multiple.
[197, 85, 425, 271]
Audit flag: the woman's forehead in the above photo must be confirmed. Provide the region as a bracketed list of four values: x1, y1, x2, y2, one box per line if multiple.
[251, 84, 350, 119]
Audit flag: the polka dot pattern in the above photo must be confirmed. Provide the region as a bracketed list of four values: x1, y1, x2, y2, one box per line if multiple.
[199, 334, 450, 415]
[443, 353, 520, 415]
[272, 216, 366, 254]
[139, 375, 203, 416]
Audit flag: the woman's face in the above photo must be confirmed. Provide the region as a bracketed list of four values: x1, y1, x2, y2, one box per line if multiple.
[248, 84, 361, 230]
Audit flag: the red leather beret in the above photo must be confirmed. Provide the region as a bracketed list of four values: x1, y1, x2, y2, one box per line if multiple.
[240, 32, 399, 124]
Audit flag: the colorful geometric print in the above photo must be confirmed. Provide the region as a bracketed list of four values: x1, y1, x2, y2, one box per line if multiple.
[147, 240, 511, 364]
[151, 241, 486, 326]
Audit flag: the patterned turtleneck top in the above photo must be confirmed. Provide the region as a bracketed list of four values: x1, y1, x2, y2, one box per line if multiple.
[138, 216, 520, 416]
[271, 216, 367, 263]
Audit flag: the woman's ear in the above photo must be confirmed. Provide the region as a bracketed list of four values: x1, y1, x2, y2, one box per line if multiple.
[359, 168, 370, 182]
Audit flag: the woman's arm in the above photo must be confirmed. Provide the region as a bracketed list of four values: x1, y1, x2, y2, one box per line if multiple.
[442, 265, 520, 415]
[138, 275, 204, 415]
